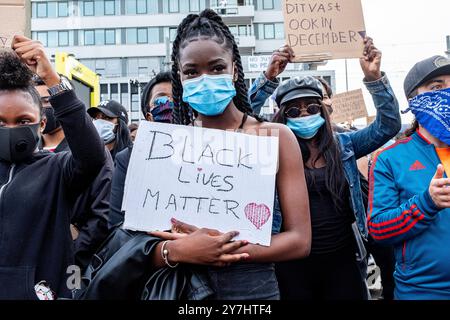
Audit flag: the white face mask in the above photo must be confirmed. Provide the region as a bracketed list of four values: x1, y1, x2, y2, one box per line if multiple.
[93, 119, 116, 144]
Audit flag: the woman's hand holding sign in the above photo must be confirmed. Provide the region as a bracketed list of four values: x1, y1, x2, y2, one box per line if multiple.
[150, 218, 250, 267]
[360, 36, 382, 82]
[265, 44, 296, 81]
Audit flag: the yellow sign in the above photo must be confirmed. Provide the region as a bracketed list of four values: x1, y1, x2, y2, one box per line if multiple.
[55, 52, 100, 107]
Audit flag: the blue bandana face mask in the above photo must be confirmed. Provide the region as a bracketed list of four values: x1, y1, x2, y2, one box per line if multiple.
[286, 113, 326, 140]
[405, 87, 450, 145]
[182, 74, 236, 117]
[151, 96, 174, 123]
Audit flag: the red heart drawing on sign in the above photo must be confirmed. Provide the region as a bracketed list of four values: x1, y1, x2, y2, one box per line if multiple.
[244, 203, 271, 230]
[197, 168, 203, 172]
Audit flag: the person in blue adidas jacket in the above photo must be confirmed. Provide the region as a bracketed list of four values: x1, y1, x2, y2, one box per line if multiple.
[368, 55, 450, 300]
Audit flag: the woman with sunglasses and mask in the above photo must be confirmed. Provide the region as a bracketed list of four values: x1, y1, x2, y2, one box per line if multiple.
[271, 38, 401, 300]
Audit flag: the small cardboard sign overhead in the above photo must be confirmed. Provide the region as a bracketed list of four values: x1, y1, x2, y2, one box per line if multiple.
[0, 0, 26, 48]
[122, 122, 279, 246]
[331, 89, 368, 123]
[282, 0, 366, 62]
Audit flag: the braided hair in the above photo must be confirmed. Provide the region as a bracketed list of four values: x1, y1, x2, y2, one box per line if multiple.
[171, 9, 262, 125]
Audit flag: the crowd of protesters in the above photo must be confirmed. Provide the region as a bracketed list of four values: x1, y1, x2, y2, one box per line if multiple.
[0, 9, 449, 301]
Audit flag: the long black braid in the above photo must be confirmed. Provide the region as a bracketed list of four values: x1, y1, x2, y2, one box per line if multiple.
[171, 9, 263, 125]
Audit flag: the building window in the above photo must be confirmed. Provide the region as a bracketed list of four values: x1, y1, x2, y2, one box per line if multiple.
[95, 29, 105, 45]
[121, 83, 129, 108]
[37, 2, 47, 18]
[37, 32, 48, 46]
[229, 26, 238, 37]
[126, 28, 137, 44]
[148, 28, 159, 44]
[137, 28, 148, 44]
[58, 2, 69, 17]
[83, 1, 95, 16]
[105, 29, 116, 45]
[96, 60, 106, 75]
[264, 24, 275, 39]
[59, 31, 69, 46]
[169, 27, 177, 42]
[85, 30, 95, 45]
[147, 0, 158, 13]
[110, 83, 119, 101]
[47, 2, 57, 17]
[275, 23, 284, 39]
[137, 0, 147, 13]
[100, 84, 109, 101]
[239, 25, 248, 36]
[105, 59, 122, 77]
[189, 0, 200, 12]
[263, 0, 274, 9]
[169, 0, 179, 13]
[46, 31, 57, 47]
[105, 0, 115, 15]
[131, 84, 139, 112]
[125, 0, 137, 14]
[95, 0, 105, 15]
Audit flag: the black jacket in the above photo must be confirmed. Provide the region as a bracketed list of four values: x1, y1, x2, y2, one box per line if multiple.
[0, 91, 105, 299]
[75, 227, 213, 300]
[108, 146, 132, 229]
[48, 138, 114, 272]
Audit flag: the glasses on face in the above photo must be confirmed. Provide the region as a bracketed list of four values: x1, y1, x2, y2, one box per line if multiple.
[284, 104, 322, 118]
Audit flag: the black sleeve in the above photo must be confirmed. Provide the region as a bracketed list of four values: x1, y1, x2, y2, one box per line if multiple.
[73, 148, 113, 271]
[108, 147, 132, 229]
[50, 90, 106, 193]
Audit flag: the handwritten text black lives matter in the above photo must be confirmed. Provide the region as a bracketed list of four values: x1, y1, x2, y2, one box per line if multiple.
[140, 130, 257, 222]
[284, 1, 364, 48]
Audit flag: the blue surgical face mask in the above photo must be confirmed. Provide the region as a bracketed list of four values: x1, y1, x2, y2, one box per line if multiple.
[182, 74, 236, 116]
[286, 113, 326, 140]
[93, 119, 116, 144]
[405, 87, 450, 145]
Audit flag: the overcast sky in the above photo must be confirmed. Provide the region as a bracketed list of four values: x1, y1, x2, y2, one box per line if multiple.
[318, 0, 450, 123]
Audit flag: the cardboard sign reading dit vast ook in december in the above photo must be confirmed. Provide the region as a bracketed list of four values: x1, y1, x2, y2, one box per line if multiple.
[0, 0, 26, 48]
[122, 122, 279, 246]
[331, 89, 368, 123]
[282, 0, 366, 62]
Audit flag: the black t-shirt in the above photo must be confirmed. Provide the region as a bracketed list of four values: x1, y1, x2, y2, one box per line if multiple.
[306, 166, 355, 255]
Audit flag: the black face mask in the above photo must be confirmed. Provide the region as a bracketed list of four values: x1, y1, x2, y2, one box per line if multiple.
[0, 124, 40, 163]
[42, 107, 61, 134]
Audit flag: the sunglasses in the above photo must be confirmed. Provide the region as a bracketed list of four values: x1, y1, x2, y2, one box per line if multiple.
[284, 104, 322, 118]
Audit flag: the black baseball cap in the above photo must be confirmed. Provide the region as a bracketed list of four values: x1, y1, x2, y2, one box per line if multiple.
[274, 76, 324, 107]
[88, 100, 129, 124]
[404, 55, 450, 98]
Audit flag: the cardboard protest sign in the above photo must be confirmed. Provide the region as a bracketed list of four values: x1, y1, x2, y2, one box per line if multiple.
[248, 56, 272, 72]
[0, 0, 26, 48]
[122, 122, 279, 246]
[331, 89, 368, 123]
[282, 0, 366, 62]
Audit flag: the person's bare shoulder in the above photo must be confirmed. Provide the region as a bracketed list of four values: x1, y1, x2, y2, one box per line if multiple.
[245, 117, 293, 138]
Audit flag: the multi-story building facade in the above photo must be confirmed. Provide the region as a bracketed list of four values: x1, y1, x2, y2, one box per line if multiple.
[31, 0, 335, 122]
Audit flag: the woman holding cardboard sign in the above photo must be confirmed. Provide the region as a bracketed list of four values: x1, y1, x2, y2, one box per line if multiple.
[149, 9, 312, 300]
[249, 38, 401, 299]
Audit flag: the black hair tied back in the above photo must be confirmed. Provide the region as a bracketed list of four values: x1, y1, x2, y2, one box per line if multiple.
[0, 48, 42, 111]
[0, 48, 34, 90]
